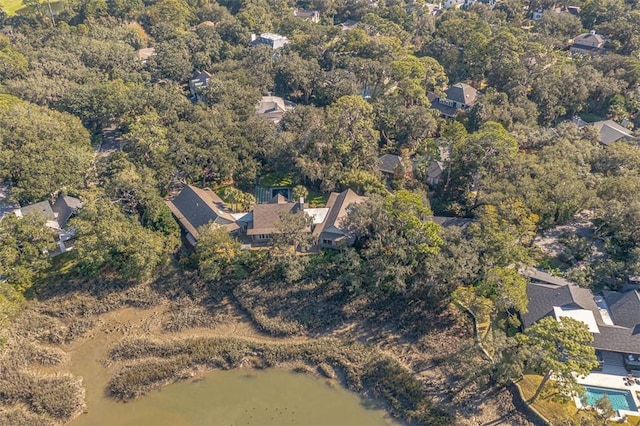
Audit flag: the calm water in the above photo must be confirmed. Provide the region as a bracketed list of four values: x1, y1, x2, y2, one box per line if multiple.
[583, 385, 637, 411]
[72, 368, 397, 426]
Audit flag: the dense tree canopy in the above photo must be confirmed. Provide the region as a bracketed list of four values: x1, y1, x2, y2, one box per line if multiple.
[2, 2, 640, 421]
[0, 95, 93, 204]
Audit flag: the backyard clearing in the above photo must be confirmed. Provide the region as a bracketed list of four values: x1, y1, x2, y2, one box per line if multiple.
[0, 0, 23, 15]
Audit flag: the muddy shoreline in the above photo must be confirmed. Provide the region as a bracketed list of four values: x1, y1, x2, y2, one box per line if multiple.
[0, 278, 534, 426]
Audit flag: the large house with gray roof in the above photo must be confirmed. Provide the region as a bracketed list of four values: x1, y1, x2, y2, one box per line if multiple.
[166, 185, 368, 249]
[522, 268, 640, 370]
[165, 185, 240, 245]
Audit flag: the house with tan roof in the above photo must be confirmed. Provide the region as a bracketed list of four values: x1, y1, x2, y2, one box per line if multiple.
[246, 194, 305, 242]
[255, 95, 295, 123]
[293, 8, 320, 23]
[313, 189, 368, 248]
[136, 47, 155, 64]
[570, 30, 606, 56]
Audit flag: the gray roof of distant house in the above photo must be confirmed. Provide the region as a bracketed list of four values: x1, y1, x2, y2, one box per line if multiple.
[430, 216, 473, 228]
[338, 20, 359, 31]
[430, 102, 459, 117]
[250, 33, 289, 48]
[190, 70, 211, 92]
[378, 154, 404, 174]
[52, 196, 82, 228]
[427, 161, 445, 180]
[445, 83, 478, 106]
[165, 185, 238, 239]
[21, 200, 56, 221]
[592, 120, 633, 145]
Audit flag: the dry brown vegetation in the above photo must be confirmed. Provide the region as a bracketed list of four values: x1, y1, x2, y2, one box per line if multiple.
[0, 368, 85, 422]
[0, 267, 534, 426]
[106, 336, 449, 425]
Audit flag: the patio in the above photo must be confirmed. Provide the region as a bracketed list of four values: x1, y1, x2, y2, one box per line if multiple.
[575, 354, 640, 419]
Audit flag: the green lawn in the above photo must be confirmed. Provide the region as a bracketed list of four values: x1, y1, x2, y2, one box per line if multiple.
[0, 0, 24, 15]
[1, 0, 64, 16]
[307, 189, 328, 207]
[258, 172, 294, 188]
[578, 112, 606, 123]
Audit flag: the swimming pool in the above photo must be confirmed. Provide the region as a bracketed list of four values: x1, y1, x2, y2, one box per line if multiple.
[583, 386, 637, 412]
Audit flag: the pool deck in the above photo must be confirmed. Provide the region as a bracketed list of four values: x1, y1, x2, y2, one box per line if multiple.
[574, 365, 640, 419]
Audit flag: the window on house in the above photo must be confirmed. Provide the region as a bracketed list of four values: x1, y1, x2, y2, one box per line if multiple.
[322, 239, 333, 246]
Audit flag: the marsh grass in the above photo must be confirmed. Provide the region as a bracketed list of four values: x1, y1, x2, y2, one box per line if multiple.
[19, 341, 66, 366]
[232, 279, 347, 336]
[106, 336, 449, 425]
[0, 368, 85, 422]
[162, 297, 225, 332]
[0, 405, 53, 426]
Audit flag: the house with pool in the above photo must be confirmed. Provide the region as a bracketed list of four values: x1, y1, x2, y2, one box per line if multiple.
[521, 268, 640, 417]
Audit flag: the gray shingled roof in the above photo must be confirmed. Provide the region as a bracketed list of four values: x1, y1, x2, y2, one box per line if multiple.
[522, 282, 576, 328]
[21, 200, 55, 221]
[430, 101, 459, 117]
[165, 185, 238, 239]
[523, 268, 640, 354]
[427, 161, 444, 180]
[593, 325, 640, 354]
[430, 216, 473, 228]
[603, 289, 640, 329]
[378, 154, 404, 174]
[592, 120, 633, 145]
[191, 70, 211, 87]
[445, 83, 478, 106]
[521, 268, 604, 327]
[52, 196, 82, 228]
